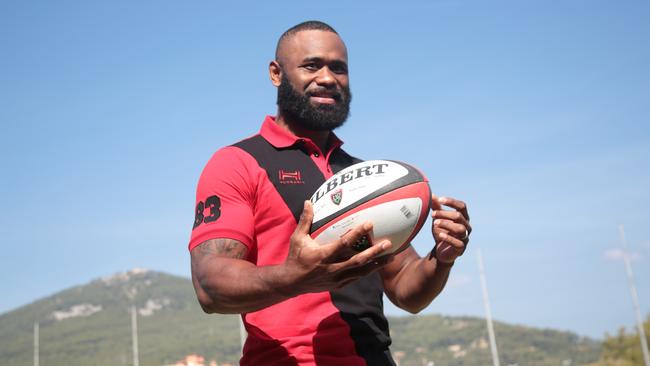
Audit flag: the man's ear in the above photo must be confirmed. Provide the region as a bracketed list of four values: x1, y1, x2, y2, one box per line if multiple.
[269, 60, 282, 87]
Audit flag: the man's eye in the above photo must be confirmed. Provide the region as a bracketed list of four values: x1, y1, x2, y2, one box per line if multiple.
[303, 64, 318, 71]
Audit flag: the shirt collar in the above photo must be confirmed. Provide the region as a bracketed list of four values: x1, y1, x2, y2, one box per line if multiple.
[259, 115, 344, 152]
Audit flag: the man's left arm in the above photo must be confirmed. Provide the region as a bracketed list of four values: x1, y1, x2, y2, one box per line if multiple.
[380, 195, 471, 314]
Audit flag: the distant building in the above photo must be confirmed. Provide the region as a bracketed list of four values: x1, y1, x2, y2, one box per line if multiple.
[166, 354, 220, 366]
[166, 354, 202, 366]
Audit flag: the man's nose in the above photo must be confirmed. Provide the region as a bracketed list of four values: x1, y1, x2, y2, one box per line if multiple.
[315, 67, 336, 86]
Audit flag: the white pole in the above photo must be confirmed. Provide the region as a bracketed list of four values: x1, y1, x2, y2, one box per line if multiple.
[618, 225, 650, 366]
[33, 322, 39, 366]
[477, 248, 500, 366]
[131, 306, 140, 366]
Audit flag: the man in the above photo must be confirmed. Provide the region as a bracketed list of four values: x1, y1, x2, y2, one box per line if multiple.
[189, 21, 471, 366]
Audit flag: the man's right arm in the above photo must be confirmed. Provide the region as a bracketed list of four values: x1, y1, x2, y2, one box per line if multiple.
[190, 201, 393, 314]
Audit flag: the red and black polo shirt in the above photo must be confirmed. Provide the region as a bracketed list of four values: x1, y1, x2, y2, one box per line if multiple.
[189, 116, 395, 366]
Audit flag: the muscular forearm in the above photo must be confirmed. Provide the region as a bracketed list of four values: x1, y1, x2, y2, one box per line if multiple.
[191, 238, 299, 314]
[193, 256, 294, 314]
[385, 255, 453, 314]
[191, 209, 391, 315]
[194, 244, 388, 314]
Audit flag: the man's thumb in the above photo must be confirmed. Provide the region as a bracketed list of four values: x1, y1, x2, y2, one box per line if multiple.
[297, 200, 314, 234]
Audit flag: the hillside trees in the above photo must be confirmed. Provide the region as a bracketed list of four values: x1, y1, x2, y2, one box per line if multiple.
[596, 313, 650, 366]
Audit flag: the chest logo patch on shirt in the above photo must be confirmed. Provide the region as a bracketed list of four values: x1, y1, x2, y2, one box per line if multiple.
[278, 170, 304, 184]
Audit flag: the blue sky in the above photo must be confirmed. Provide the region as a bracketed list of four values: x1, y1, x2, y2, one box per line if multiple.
[1, 0, 649, 339]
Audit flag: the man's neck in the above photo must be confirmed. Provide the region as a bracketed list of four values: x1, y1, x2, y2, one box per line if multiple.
[275, 113, 331, 153]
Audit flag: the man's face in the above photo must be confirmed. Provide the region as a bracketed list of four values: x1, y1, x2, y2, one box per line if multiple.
[275, 30, 352, 131]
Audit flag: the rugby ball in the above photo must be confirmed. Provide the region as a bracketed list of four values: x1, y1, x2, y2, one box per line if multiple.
[309, 160, 431, 256]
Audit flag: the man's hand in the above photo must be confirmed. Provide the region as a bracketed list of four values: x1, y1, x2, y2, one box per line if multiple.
[276, 200, 393, 296]
[430, 194, 471, 264]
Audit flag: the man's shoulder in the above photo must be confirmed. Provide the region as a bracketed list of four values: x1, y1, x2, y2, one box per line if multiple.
[229, 133, 271, 153]
[206, 132, 265, 162]
[201, 134, 265, 176]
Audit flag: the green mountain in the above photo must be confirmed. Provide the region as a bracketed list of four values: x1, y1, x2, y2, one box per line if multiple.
[0, 269, 601, 366]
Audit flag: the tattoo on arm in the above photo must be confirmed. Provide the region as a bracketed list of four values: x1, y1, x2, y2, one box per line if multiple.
[193, 238, 248, 260]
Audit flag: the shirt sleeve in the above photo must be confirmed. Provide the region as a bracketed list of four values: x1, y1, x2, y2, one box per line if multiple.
[188, 146, 257, 253]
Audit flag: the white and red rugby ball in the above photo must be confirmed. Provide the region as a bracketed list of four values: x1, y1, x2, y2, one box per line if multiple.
[309, 160, 431, 255]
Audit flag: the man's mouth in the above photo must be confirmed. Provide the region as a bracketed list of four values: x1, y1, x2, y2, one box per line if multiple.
[308, 90, 340, 105]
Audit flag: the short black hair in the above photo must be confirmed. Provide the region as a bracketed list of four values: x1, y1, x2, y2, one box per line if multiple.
[275, 20, 339, 60]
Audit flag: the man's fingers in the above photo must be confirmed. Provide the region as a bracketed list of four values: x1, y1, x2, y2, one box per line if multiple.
[296, 200, 314, 235]
[431, 210, 470, 230]
[438, 232, 466, 249]
[432, 195, 471, 262]
[432, 196, 471, 239]
[345, 239, 392, 266]
[438, 196, 470, 221]
[328, 221, 374, 255]
[327, 238, 391, 269]
[434, 219, 469, 240]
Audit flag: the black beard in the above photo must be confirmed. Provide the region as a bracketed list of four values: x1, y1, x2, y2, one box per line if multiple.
[276, 74, 352, 131]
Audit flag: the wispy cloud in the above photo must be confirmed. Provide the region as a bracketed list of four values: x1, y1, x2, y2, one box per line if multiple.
[604, 249, 642, 262]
